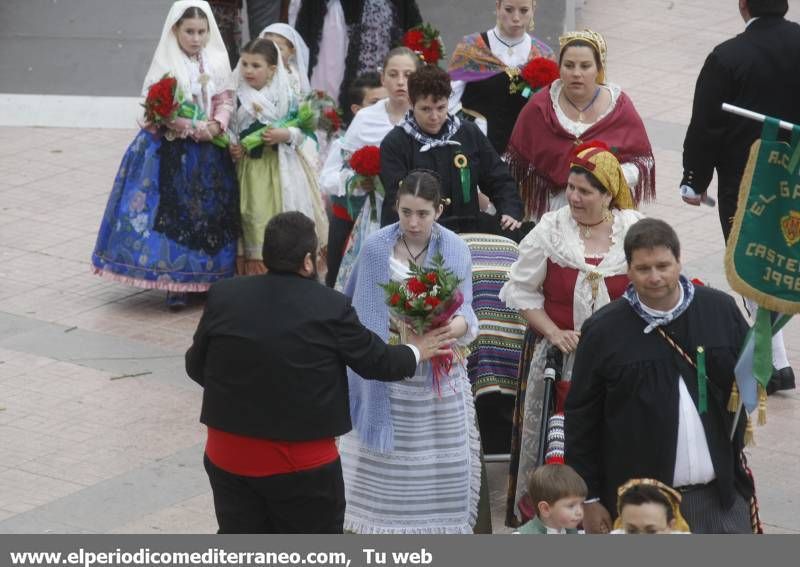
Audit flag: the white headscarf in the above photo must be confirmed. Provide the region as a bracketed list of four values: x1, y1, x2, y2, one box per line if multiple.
[142, 0, 233, 111]
[259, 23, 311, 95]
[234, 44, 292, 132]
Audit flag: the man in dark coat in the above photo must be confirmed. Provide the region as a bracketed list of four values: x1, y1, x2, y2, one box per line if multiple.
[186, 211, 451, 533]
[565, 219, 755, 534]
[680, 0, 799, 393]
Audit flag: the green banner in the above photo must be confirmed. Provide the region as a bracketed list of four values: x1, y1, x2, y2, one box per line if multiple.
[726, 117, 800, 314]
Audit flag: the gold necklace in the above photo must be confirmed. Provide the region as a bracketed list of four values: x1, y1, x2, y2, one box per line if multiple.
[576, 211, 612, 238]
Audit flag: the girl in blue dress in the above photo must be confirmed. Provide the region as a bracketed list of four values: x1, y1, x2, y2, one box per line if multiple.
[91, 0, 239, 309]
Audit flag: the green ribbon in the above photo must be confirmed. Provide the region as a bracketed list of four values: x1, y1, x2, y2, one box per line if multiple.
[239, 103, 317, 155]
[175, 100, 229, 148]
[753, 308, 774, 389]
[696, 346, 708, 415]
[455, 153, 471, 204]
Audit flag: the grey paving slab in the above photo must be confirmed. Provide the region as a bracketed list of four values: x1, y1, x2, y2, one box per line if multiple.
[0, 443, 208, 534]
[0, 312, 188, 389]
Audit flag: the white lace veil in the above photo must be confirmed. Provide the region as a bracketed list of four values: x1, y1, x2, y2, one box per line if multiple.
[259, 23, 311, 94]
[234, 42, 292, 130]
[141, 0, 233, 98]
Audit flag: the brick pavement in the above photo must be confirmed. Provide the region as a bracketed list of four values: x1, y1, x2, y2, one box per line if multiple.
[0, 0, 798, 533]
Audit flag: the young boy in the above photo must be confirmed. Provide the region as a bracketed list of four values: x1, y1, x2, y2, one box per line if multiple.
[611, 479, 691, 534]
[516, 464, 587, 534]
[321, 71, 387, 287]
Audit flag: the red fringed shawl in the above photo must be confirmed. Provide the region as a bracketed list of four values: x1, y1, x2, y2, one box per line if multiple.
[505, 84, 655, 219]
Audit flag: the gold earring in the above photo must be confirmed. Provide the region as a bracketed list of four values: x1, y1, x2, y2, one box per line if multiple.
[528, 18, 535, 32]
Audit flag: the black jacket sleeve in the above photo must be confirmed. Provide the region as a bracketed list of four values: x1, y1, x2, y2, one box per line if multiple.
[474, 126, 524, 220]
[185, 294, 215, 387]
[380, 128, 409, 227]
[564, 317, 607, 500]
[681, 51, 734, 192]
[336, 299, 417, 380]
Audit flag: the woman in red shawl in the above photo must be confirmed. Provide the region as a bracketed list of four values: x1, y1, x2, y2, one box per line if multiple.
[505, 29, 655, 221]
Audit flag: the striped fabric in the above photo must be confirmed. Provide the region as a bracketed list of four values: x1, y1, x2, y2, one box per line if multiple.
[339, 367, 481, 534]
[678, 484, 752, 534]
[461, 234, 527, 398]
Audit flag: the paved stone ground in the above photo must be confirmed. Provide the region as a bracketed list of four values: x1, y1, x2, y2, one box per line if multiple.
[0, 0, 798, 534]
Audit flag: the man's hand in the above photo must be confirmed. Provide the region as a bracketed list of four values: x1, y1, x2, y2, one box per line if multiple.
[500, 214, 522, 231]
[680, 184, 702, 206]
[405, 326, 454, 362]
[583, 501, 612, 534]
[546, 329, 581, 353]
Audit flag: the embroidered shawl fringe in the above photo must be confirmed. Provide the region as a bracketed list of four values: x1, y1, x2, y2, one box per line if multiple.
[629, 153, 656, 205]
[504, 147, 561, 220]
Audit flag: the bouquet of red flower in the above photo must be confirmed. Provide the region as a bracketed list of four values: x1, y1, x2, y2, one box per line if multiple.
[380, 253, 466, 393]
[143, 76, 180, 125]
[403, 23, 445, 66]
[142, 75, 229, 148]
[348, 145, 384, 221]
[510, 57, 559, 98]
[305, 90, 343, 141]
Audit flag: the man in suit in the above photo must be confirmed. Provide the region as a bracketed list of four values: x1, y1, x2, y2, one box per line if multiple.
[680, 0, 800, 393]
[186, 211, 452, 533]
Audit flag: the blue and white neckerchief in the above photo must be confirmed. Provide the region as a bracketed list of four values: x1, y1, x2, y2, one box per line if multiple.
[623, 275, 695, 334]
[400, 110, 462, 152]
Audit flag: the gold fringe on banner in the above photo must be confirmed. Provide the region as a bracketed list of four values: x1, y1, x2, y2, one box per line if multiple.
[728, 383, 740, 412]
[758, 385, 768, 426]
[745, 417, 755, 447]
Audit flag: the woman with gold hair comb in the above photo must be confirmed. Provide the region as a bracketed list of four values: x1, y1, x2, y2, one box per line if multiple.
[499, 141, 643, 526]
[505, 29, 655, 221]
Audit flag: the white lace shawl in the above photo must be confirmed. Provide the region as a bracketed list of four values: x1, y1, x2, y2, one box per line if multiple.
[499, 205, 643, 330]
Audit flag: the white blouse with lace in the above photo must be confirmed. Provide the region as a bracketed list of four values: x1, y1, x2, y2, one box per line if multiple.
[499, 205, 643, 331]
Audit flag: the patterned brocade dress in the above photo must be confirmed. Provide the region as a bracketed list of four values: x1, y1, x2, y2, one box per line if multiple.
[339, 256, 482, 534]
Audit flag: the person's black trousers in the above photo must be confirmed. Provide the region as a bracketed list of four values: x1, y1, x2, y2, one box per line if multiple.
[204, 454, 345, 533]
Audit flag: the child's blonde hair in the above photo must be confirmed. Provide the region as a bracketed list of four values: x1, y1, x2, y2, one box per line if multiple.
[528, 464, 588, 513]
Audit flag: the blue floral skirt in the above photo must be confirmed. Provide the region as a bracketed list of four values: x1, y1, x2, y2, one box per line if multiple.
[91, 130, 239, 292]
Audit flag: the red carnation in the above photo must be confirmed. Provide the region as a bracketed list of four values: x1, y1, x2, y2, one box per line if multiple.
[323, 108, 342, 133]
[520, 57, 559, 91]
[390, 292, 401, 306]
[144, 76, 179, 123]
[407, 277, 427, 295]
[424, 296, 441, 310]
[421, 42, 442, 65]
[425, 272, 438, 285]
[691, 278, 706, 287]
[349, 145, 381, 177]
[404, 29, 425, 51]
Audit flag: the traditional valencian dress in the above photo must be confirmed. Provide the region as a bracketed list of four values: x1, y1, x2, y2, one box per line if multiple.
[233, 48, 327, 272]
[499, 205, 643, 525]
[329, 98, 399, 290]
[505, 78, 655, 220]
[92, 0, 239, 292]
[339, 223, 481, 534]
[448, 27, 555, 155]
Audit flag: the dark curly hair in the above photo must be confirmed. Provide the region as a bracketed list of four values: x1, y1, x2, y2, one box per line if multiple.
[408, 65, 452, 104]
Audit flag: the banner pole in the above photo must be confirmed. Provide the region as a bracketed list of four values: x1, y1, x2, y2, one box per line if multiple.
[722, 103, 798, 131]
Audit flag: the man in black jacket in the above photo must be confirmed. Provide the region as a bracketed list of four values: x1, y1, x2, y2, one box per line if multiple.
[680, 0, 799, 393]
[566, 219, 754, 534]
[186, 211, 451, 533]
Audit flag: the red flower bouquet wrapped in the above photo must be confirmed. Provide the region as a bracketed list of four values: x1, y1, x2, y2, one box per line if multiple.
[142, 74, 228, 148]
[380, 253, 467, 394]
[348, 145, 385, 221]
[143, 76, 180, 125]
[510, 57, 559, 98]
[402, 23, 445, 66]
